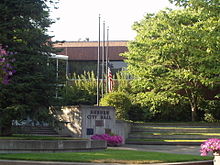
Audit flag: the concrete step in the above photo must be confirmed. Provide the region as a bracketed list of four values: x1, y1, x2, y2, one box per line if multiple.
[26, 126, 59, 136]
[30, 126, 56, 130]
[30, 129, 58, 133]
[131, 127, 220, 133]
[128, 134, 220, 140]
[125, 140, 202, 145]
[126, 123, 220, 145]
[13, 125, 62, 137]
[131, 122, 220, 127]
[30, 132, 58, 135]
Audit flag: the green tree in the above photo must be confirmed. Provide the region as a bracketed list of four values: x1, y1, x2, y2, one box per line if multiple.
[169, 0, 220, 9]
[0, 0, 58, 135]
[122, 3, 220, 121]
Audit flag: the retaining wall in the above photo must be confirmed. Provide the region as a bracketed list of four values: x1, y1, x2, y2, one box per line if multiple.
[0, 139, 107, 153]
[115, 120, 131, 142]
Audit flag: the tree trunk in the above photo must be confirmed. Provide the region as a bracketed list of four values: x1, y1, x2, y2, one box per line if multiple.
[0, 119, 12, 136]
[191, 106, 197, 122]
[188, 92, 198, 122]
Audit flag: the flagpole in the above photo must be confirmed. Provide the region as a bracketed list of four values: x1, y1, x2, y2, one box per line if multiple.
[106, 27, 109, 93]
[96, 14, 101, 106]
[102, 21, 105, 97]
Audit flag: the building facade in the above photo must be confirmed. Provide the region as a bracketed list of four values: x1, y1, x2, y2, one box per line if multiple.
[53, 40, 128, 77]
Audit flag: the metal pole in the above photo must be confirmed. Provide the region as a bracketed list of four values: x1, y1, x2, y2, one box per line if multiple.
[102, 21, 105, 97]
[66, 60, 68, 81]
[56, 58, 59, 98]
[97, 14, 101, 106]
[65, 47, 68, 80]
[106, 27, 109, 93]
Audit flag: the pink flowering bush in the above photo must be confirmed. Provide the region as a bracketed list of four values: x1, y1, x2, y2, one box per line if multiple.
[200, 138, 220, 156]
[91, 134, 123, 146]
[0, 46, 15, 84]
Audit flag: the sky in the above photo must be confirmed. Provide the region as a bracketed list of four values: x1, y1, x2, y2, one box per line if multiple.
[48, 0, 176, 41]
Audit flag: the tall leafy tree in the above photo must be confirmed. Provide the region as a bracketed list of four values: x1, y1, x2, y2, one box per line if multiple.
[123, 1, 220, 121]
[0, 0, 58, 135]
[169, 0, 220, 9]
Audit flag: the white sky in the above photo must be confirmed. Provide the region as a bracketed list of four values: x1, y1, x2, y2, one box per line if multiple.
[48, 0, 175, 41]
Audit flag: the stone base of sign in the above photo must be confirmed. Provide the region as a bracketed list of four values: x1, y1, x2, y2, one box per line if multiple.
[0, 139, 106, 153]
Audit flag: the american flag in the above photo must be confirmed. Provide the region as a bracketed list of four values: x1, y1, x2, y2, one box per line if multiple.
[108, 67, 113, 92]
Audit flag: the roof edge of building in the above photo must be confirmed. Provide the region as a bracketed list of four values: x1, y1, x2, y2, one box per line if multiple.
[53, 40, 129, 48]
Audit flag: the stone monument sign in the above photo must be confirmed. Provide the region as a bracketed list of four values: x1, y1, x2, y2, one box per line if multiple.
[51, 105, 116, 138]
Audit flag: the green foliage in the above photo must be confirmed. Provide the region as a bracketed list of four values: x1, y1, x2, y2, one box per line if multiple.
[122, 2, 220, 121]
[201, 100, 220, 122]
[151, 102, 191, 122]
[113, 71, 132, 93]
[72, 72, 97, 96]
[100, 92, 132, 120]
[0, 0, 58, 135]
[169, 0, 220, 9]
[131, 91, 192, 122]
[128, 104, 149, 122]
[61, 72, 97, 105]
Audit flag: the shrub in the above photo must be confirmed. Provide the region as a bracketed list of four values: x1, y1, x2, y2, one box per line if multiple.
[152, 102, 192, 122]
[60, 85, 96, 105]
[100, 92, 132, 120]
[128, 104, 150, 122]
[60, 72, 97, 105]
[91, 134, 123, 146]
[200, 138, 220, 156]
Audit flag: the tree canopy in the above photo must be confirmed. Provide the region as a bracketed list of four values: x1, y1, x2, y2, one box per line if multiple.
[122, 0, 220, 121]
[169, 0, 220, 8]
[0, 0, 58, 135]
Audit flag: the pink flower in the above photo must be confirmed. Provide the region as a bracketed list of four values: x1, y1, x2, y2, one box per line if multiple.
[200, 138, 220, 156]
[91, 134, 123, 146]
[0, 46, 15, 84]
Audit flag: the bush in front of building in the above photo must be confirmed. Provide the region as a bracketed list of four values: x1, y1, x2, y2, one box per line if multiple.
[61, 85, 96, 105]
[60, 72, 97, 105]
[100, 91, 132, 120]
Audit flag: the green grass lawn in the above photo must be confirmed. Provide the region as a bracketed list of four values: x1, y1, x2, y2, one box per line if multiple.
[0, 149, 212, 164]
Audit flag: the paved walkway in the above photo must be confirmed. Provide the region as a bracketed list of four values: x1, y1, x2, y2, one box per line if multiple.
[110, 144, 202, 156]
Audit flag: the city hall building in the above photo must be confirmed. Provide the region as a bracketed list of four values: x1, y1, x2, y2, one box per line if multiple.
[53, 40, 128, 76]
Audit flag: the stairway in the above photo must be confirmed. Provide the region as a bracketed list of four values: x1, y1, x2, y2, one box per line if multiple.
[13, 125, 61, 136]
[126, 123, 220, 145]
[28, 126, 60, 136]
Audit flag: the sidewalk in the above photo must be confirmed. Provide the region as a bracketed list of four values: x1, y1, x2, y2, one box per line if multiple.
[110, 144, 202, 156]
